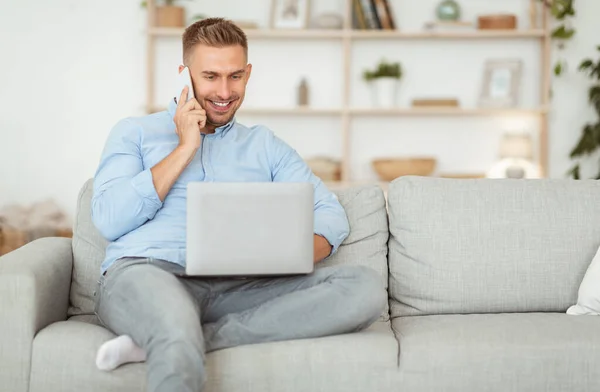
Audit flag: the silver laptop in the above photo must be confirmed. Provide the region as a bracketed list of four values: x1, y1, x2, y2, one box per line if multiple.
[185, 182, 314, 277]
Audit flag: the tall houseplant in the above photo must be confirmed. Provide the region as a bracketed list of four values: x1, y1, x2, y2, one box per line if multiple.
[363, 60, 403, 108]
[539, 0, 576, 76]
[568, 46, 600, 179]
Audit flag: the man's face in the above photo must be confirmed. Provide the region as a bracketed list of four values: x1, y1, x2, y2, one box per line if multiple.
[181, 44, 251, 129]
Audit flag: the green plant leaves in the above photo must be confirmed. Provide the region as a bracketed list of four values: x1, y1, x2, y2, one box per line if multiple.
[570, 124, 599, 158]
[548, 0, 575, 20]
[363, 60, 402, 81]
[590, 86, 600, 104]
[579, 59, 594, 71]
[551, 25, 575, 40]
[141, 0, 181, 7]
[567, 164, 581, 180]
[554, 61, 564, 76]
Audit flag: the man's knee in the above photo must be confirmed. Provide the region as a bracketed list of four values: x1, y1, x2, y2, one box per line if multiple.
[332, 265, 387, 324]
[147, 321, 206, 374]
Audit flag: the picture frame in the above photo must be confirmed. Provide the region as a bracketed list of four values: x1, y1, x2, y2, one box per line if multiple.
[479, 59, 523, 108]
[271, 0, 310, 29]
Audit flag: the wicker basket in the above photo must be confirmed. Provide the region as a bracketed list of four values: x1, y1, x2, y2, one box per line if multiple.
[372, 158, 436, 181]
[305, 157, 341, 181]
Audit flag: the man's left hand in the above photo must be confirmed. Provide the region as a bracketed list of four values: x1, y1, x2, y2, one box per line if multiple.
[313, 235, 333, 264]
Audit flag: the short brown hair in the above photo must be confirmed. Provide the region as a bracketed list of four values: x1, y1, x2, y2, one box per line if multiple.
[182, 17, 248, 65]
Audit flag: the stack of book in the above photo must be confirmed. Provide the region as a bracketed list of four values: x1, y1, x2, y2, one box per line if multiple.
[353, 0, 396, 30]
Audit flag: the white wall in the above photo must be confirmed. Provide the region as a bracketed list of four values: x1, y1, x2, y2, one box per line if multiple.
[1, 0, 598, 219]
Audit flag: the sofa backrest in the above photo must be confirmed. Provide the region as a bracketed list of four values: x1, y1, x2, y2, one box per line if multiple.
[68, 179, 108, 317]
[318, 185, 390, 321]
[68, 179, 390, 322]
[386, 176, 600, 318]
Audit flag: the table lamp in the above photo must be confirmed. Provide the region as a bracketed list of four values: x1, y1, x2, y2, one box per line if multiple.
[486, 132, 541, 179]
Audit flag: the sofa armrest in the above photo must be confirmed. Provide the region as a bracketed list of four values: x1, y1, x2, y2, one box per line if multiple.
[0, 237, 73, 392]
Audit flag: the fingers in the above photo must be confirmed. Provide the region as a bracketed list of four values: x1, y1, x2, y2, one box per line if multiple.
[187, 109, 206, 116]
[187, 111, 206, 126]
[177, 86, 188, 109]
[182, 98, 202, 111]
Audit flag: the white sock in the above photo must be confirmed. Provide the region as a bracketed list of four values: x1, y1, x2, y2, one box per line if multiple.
[96, 335, 147, 371]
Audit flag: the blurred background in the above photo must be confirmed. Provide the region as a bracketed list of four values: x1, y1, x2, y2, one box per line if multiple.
[0, 0, 598, 251]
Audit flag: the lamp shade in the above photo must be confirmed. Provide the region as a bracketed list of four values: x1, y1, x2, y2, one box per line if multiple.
[499, 133, 533, 159]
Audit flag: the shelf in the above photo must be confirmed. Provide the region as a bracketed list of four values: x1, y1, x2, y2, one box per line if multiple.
[149, 27, 547, 40]
[350, 29, 547, 39]
[145, 0, 552, 180]
[349, 107, 548, 116]
[149, 27, 183, 37]
[239, 107, 343, 115]
[147, 106, 342, 115]
[147, 106, 548, 117]
[148, 105, 166, 113]
[149, 27, 345, 39]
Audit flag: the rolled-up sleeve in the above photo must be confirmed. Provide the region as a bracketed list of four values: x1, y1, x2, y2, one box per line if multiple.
[268, 130, 349, 257]
[91, 119, 163, 241]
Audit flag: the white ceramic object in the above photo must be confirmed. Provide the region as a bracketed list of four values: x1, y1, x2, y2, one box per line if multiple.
[486, 158, 541, 179]
[370, 77, 399, 108]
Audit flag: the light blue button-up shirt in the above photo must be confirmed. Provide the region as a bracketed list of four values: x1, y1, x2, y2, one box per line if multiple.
[92, 99, 350, 274]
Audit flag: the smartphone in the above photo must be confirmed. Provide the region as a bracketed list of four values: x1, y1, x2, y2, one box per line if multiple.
[174, 66, 195, 104]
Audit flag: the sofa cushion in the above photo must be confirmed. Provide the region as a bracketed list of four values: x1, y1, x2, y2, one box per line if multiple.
[68, 180, 390, 321]
[30, 320, 399, 392]
[68, 179, 107, 317]
[30, 321, 146, 392]
[391, 313, 600, 392]
[567, 244, 600, 315]
[320, 185, 390, 321]
[387, 176, 600, 317]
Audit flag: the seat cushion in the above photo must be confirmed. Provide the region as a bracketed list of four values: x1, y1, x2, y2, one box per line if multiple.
[392, 313, 600, 392]
[69, 179, 390, 322]
[387, 176, 600, 317]
[30, 320, 399, 392]
[208, 320, 399, 391]
[29, 321, 146, 392]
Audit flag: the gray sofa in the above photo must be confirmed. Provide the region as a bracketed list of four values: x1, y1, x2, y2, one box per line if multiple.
[2, 176, 600, 392]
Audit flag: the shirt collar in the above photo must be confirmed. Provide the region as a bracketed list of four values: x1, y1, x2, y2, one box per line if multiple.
[167, 97, 236, 137]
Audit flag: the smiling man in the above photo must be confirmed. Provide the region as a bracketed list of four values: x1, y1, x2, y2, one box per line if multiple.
[91, 17, 386, 392]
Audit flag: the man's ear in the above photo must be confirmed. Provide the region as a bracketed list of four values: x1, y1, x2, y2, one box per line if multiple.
[246, 63, 252, 82]
[178, 64, 185, 73]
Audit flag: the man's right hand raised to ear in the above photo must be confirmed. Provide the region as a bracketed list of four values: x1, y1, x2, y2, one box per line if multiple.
[151, 86, 207, 201]
[173, 85, 206, 150]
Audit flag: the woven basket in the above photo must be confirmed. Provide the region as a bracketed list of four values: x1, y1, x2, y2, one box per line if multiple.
[306, 157, 341, 181]
[372, 158, 436, 181]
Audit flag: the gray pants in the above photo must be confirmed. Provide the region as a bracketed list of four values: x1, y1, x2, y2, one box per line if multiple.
[94, 257, 386, 392]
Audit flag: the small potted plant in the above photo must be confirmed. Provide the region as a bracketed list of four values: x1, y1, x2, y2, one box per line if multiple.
[363, 59, 403, 108]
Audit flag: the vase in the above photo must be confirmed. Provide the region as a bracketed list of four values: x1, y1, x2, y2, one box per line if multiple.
[370, 77, 399, 108]
[436, 0, 461, 21]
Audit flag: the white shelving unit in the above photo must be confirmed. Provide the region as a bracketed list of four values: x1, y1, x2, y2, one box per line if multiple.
[145, 0, 552, 184]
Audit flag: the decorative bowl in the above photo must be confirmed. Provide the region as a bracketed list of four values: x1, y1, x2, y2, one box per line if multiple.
[372, 158, 437, 181]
